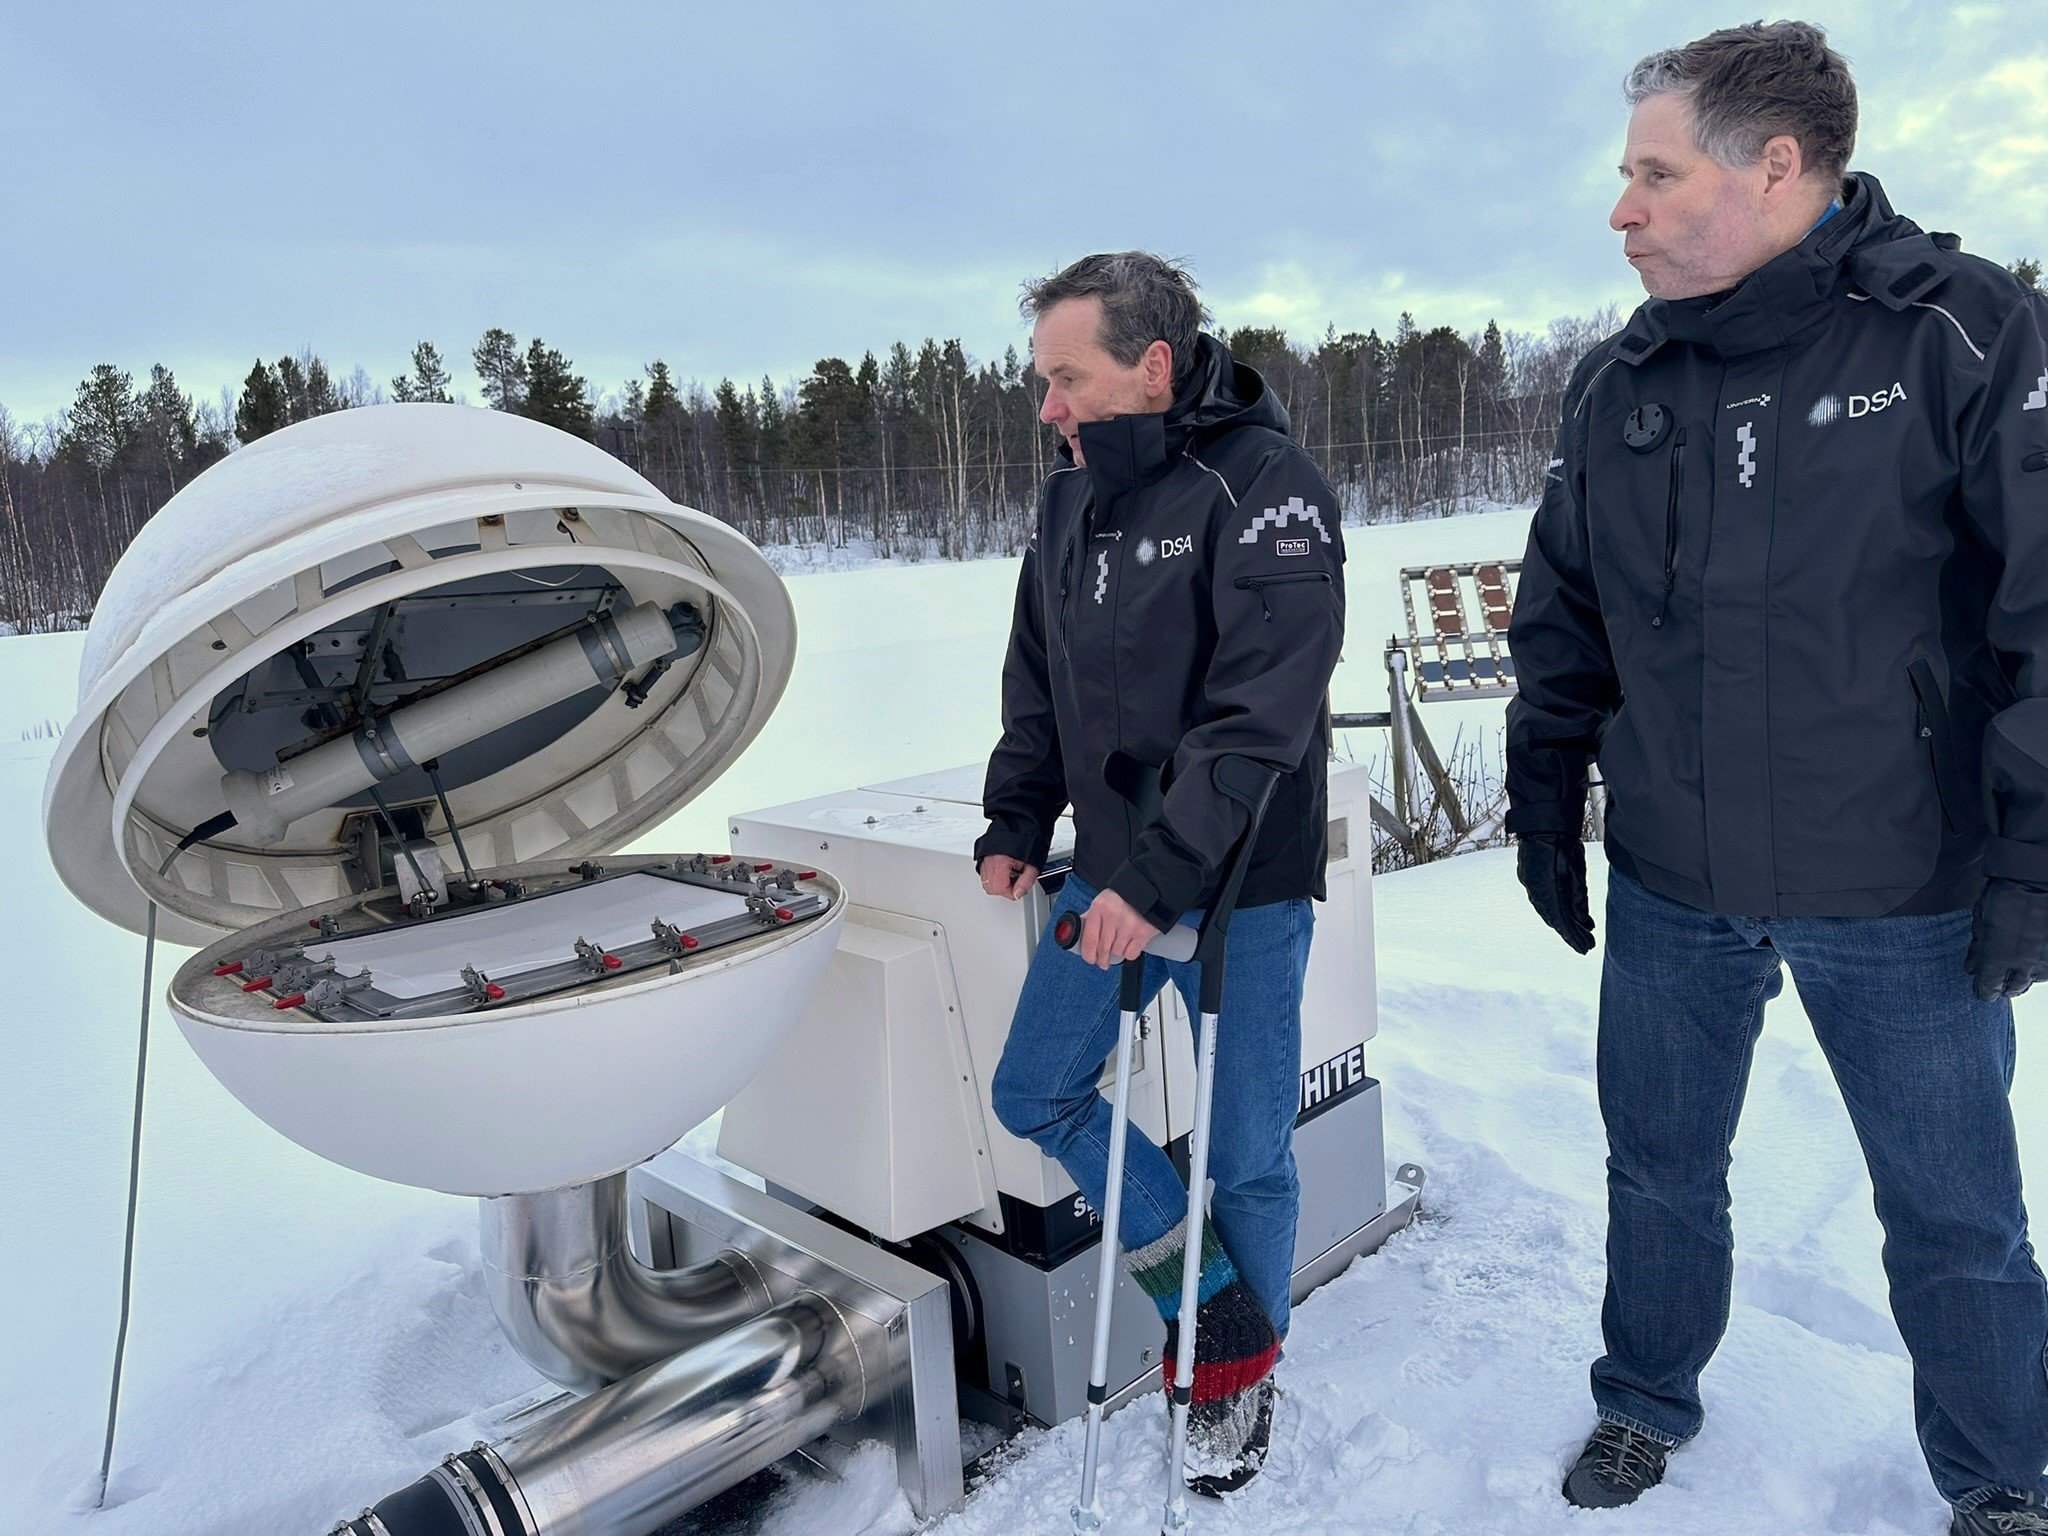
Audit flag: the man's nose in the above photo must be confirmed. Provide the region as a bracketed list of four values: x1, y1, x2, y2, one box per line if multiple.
[1039, 390, 1063, 426]
[1611, 188, 1645, 232]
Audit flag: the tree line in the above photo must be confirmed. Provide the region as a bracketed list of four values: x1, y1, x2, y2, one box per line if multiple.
[3, 253, 2040, 632]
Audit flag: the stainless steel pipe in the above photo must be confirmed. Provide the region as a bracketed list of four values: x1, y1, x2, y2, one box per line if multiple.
[334, 1293, 871, 1536]
[498, 1292, 866, 1533]
[480, 1173, 771, 1394]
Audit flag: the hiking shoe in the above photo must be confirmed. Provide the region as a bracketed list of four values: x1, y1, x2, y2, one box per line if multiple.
[1561, 1421, 1670, 1510]
[1953, 1491, 2048, 1534]
[1186, 1377, 1277, 1498]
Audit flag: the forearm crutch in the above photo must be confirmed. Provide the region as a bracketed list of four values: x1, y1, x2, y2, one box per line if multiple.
[1161, 756, 1279, 1535]
[1072, 955, 1148, 1534]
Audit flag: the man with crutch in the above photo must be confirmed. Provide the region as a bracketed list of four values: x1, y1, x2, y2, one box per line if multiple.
[973, 251, 1347, 1507]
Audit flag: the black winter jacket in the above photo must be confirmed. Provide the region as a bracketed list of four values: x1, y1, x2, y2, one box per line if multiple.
[974, 334, 1347, 927]
[1507, 172, 2048, 918]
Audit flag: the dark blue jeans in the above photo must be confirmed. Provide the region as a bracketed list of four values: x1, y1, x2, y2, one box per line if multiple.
[1596, 866, 2048, 1509]
[990, 873, 1311, 1338]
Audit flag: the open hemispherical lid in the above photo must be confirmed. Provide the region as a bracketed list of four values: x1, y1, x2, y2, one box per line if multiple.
[44, 403, 795, 947]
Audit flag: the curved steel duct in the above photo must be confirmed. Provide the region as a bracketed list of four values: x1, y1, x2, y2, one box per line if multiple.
[480, 1173, 772, 1394]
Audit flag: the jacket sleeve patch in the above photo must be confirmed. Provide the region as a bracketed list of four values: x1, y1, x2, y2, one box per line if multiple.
[1239, 494, 1332, 545]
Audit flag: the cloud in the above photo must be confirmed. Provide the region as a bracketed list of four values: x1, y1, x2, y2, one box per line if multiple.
[1, 1, 2041, 423]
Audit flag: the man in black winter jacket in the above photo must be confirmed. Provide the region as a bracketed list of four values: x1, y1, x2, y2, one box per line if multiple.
[1506, 23, 2048, 1530]
[974, 252, 1345, 1491]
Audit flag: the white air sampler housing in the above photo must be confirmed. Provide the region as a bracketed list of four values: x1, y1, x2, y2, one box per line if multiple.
[44, 405, 1417, 1536]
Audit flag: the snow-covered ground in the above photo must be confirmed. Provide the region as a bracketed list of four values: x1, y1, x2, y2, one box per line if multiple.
[4, 503, 2039, 1535]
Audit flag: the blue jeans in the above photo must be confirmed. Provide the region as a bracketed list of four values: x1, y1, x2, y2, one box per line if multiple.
[990, 872, 1311, 1338]
[1595, 866, 2048, 1509]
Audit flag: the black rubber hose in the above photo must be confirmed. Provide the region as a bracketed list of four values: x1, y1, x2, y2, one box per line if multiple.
[332, 1470, 475, 1536]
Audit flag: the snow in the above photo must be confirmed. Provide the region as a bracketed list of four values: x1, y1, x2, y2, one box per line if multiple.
[5, 502, 2035, 1536]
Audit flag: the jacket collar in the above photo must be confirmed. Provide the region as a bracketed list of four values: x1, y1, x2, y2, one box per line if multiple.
[1612, 172, 1910, 366]
[1063, 333, 1288, 501]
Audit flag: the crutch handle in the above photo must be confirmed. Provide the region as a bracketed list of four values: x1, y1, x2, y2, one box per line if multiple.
[1053, 910, 1199, 962]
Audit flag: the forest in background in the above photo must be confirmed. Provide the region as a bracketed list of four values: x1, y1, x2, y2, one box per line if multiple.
[2, 252, 2039, 632]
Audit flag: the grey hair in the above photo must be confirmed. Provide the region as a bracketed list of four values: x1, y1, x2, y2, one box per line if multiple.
[1021, 252, 1212, 391]
[1624, 20, 1857, 185]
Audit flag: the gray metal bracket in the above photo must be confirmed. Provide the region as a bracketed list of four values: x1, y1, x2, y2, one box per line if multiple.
[630, 1152, 965, 1523]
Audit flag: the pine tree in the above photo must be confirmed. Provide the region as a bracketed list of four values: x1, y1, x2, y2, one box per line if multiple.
[391, 341, 453, 403]
[637, 361, 687, 493]
[300, 354, 339, 418]
[473, 328, 528, 412]
[60, 365, 141, 474]
[235, 360, 287, 444]
[274, 355, 309, 422]
[523, 338, 593, 437]
[758, 375, 786, 472]
[138, 364, 198, 483]
[713, 378, 755, 503]
[644, 360, 681, 422]
[2013, 257, 2044, 293]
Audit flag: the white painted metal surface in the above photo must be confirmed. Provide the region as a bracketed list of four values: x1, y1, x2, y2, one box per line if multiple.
[308, 874, 752, 1000]
[44, 403, 795, 947]
[168, 869, 846, 1196]
[44, 406, 843, 1196]
[718, 759, 1380, 1238]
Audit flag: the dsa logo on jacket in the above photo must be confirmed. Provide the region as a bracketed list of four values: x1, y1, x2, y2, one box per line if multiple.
[1809, 381, 1908, 426]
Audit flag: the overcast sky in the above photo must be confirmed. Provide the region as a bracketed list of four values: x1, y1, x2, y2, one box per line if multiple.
[2, 0, 2042, 425]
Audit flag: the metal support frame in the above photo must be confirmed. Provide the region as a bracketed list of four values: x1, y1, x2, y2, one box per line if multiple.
[630, 1150, 966, 1524]
[1332, 557, 1537, 862]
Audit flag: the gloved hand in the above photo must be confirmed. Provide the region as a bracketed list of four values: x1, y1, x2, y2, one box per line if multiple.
[1966, 877, 2048, 1000]
[1517, 834, 1595, 954]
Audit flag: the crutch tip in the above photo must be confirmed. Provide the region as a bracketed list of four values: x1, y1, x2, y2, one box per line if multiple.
[1071, 1504, 1105, 1533]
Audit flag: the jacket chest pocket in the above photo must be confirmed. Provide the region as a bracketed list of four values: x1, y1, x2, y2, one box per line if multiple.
[1589, 422, 1696, 629]
[1236, 569, 1333, 620]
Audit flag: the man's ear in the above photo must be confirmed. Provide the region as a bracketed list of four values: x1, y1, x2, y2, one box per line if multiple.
[1143, 339, 1175, 402]
[1759, 132, 1805, 203]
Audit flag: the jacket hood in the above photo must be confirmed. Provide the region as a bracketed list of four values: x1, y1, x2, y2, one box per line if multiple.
[1613, 172, 1954, 364]
[1071, 333, 1290, 499]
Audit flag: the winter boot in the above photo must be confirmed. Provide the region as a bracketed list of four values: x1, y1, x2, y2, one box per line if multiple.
[1124, 1218, 1280, 1492]
[1561, 1421, 1671, 1509]
[1952, 1491, 2048, 1534]
[1187, 1375, 1277, 1498]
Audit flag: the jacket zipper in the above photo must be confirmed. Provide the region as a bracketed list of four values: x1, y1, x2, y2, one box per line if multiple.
[1652, 427, 1687, 630]
[1056, 495, 1093, 662]
[1056, 536, 1073, 661]
[1235, 569, 1332, 621]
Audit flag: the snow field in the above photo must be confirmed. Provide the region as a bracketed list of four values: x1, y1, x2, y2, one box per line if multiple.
[4, 503, 2040, 1534]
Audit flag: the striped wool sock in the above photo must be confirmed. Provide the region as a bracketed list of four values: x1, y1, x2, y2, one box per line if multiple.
[1122, 1218, 1280, 1473]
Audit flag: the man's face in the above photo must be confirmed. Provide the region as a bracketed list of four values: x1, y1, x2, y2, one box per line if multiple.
[1031, 297, 1170, 466]
[1610, 91, 1781, 300]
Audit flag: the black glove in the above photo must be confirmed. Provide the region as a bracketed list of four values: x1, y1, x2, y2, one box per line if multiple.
[1966, 877, 2048, 1000]
[1517, 834, 1595, 954]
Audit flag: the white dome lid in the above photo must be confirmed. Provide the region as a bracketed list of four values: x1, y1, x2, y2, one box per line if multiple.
[44, 404, 795, 946]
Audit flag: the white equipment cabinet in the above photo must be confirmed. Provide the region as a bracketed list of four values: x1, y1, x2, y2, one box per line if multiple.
[717, 756, 1416, 1427]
